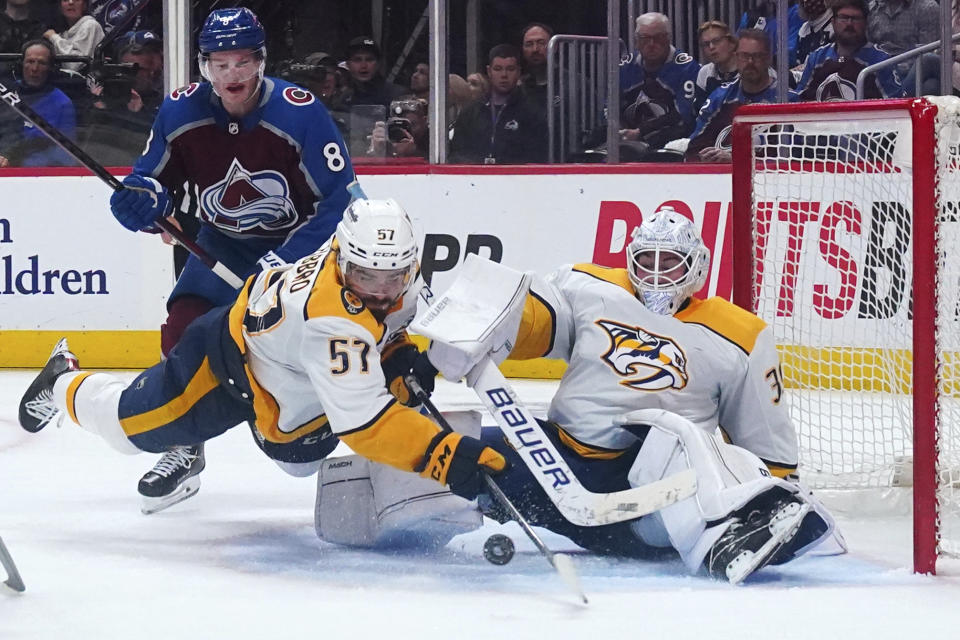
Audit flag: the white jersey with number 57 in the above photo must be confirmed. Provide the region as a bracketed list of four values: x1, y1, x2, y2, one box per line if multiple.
[508, 263, 798, 477]
[224, 243, 444, 472]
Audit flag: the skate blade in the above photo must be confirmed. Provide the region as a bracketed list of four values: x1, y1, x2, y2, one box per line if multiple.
[140, 477, 201, 515]
[726, 502, 812, 585]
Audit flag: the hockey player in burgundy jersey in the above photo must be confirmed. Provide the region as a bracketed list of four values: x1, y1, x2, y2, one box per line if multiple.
[108, 7, 355, 514]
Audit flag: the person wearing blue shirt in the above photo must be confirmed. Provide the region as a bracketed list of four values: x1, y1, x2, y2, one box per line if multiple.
[686, 29, 779, 163]
[0, 39, 75, 167]
[106, 7, 356, 514]
[619, 12, 700, 155]
[791, 0, 903, 101]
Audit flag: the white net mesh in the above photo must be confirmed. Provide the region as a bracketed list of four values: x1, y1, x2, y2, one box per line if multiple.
[744, 98, 960, 559]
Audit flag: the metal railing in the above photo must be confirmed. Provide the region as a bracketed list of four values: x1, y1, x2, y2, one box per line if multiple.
[546, 35, 612, 163]
[857, 33, 960, 99]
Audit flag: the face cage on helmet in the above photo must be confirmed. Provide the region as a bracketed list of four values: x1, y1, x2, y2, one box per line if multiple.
[198, 47, 266, 86]
[628, 245, 705, 315]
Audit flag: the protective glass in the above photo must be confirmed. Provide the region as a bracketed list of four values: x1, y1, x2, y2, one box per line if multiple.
[199, 48, 266, 84]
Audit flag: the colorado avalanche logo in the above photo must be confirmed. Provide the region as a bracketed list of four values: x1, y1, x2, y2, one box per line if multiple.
[283, 86, 315, 106]
[199, 158, 298, 233]
[596, 319, 688, 391]
[815, 72, 857, 102]
[714, 124, 733, 150]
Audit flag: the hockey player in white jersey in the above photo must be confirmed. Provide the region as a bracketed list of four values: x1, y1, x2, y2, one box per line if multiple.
[17, 199, 506, 509]
[414, 207, 838, 583]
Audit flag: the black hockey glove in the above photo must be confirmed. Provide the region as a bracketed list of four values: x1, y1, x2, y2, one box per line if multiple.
[416, 432, 508, 500]
[381, 343, 437, 406]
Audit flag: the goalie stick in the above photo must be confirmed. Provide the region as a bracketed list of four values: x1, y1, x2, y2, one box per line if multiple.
[0, 79, 244, 289]
[464, 357, 698, 527]
[0, 537, 25, 593]
[406, 376, 588, 605]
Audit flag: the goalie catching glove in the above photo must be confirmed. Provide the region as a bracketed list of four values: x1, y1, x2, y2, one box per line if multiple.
[381, 343, 438, 406]
[416, 432, 507, 500]
[109, 175, 171, 232]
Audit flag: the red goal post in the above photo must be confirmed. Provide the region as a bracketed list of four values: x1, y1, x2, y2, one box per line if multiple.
[730, 98, 960, 574]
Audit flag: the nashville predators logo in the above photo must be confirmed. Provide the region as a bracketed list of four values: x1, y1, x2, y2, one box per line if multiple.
[341, 289, 365, 314]
[596, 319, 688, 391]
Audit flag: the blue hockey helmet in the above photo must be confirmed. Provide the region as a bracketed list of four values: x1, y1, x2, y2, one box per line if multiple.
[198, 8, 266, 54]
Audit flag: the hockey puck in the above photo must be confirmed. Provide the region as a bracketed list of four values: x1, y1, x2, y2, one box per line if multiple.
[483, 534, 515, 565]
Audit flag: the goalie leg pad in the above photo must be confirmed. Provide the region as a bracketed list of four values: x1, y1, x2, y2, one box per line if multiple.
[623, 409, 785, 571]
[316, 454, 482, 550]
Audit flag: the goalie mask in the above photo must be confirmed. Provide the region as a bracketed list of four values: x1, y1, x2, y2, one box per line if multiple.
[336, 198, 419, 315]
[627, 207, 710, 315]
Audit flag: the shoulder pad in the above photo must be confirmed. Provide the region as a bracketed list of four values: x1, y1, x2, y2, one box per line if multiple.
[675, 297, 767, 354]
[570, 263, 633, 293]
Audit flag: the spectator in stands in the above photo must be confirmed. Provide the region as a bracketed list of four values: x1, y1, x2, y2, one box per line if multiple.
[0, 0, 45, 56]
[791, 0, 904, 100]
[409, 61, 429, 100]
[367, 97, 428, 159]
[694, 21, 738, 115]
[44, 0, 104, 71]
[0, 39, 75, 167]
[466, 71, 488, 103]
[619, 12, 700, 154]
[867, 0, 939, 66]
[519, 22, 552, 114]
[739, 0, 803, 66]
[341, 36, 406, 111]
[902, 0, 960, 96]
[685, 29, 779, 163]
[450, 44, 547, 164]
[89, 0, 147, 36]
[793, 0, 834, 79]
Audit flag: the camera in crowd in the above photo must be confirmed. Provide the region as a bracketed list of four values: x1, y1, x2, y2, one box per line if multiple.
[386, 98, 427, 142]
[275, 59, 329, 84]
[89, 62, 139, 106]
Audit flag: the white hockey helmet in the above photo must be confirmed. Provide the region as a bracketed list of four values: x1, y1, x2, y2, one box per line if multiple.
[627, 206, 710, 315]
[336, 198, 418, 307]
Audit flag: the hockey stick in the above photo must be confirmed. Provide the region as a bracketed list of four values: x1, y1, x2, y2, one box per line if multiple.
[0, 80, 245, 289]
[0, 537, 25, 593]
[406, 376, 588, 605]
[464, 357, 698, 527]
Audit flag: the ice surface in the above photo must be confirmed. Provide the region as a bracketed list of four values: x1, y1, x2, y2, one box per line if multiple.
[3, 372, 960, 639]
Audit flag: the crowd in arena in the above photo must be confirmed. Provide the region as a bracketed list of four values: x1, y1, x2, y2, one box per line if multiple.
[0, 0, 957, 167]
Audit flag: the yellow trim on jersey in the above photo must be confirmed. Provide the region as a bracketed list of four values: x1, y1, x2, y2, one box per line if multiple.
[65, 372, 95, 426]
[766, 464, 797, 479]
[555, 425, 627, 460]
[511, 291, 556, 360]
[339, 401, 443, 472]
[675, 297, 767, 355]
[304, 251, 385, 344]
[571, 263, 633, 293]
[119, 358, 220, 437]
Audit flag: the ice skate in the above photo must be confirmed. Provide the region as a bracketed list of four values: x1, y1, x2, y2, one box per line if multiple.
[705, 494, 812, 585]
[138, 444, 205, 515]
[18, 338, 80, 433]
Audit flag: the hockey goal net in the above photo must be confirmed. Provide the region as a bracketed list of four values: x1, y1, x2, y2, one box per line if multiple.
[731, 98, 960, 574]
